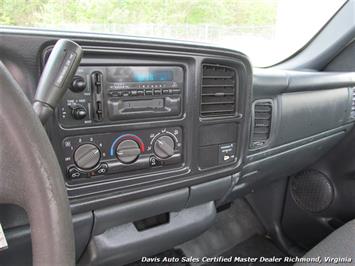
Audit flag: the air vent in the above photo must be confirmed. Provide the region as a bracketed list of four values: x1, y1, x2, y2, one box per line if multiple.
[201, 64, 237, 117]
[250, 100, 273, 149]
[351, 87, 355, 118]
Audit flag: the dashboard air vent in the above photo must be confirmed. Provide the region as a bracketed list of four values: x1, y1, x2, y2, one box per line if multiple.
[351, 87, 355, 118]
[201, 64, 237, 117]
[250, 100, 273, 149]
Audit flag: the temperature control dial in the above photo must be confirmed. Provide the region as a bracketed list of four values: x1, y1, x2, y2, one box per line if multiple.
[74, 143, 101, 170]
[154, 135, 175, 159]
[116, 139, 141, 164]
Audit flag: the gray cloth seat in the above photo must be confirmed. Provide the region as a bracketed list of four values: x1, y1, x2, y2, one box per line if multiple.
[295, 219, 355, 265]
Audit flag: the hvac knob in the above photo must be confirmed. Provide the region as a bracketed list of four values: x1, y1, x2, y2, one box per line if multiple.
[154, 135, 175, 159]
[116, 139, 141, 164]
[74, 144, 101, 170]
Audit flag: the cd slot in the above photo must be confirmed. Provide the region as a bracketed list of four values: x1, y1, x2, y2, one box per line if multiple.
[107, 97, 181, 120]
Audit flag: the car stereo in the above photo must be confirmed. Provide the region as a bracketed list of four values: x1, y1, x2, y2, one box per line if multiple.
[57, 66, 184, 127]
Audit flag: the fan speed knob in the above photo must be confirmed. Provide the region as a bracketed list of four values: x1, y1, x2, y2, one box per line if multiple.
[74, 144, 101, 170]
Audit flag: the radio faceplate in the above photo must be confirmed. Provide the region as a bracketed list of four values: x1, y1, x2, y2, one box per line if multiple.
[58, 66, 184, 127]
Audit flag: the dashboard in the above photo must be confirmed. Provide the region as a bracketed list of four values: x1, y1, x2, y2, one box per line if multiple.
[30, 35, 355, 214]
[2, 29, 355, 265]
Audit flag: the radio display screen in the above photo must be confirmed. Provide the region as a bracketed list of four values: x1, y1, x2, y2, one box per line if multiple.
[106, 67, 181, 83]
[133, 70, 173, 82]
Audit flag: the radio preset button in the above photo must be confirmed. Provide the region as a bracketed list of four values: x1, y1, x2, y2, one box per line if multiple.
[116, 139, 141, 164]
[137, 90, 144, 96]
[109, 90, 119, 97]
[145, 89, 153, 95]
[153, 88, 162, 95]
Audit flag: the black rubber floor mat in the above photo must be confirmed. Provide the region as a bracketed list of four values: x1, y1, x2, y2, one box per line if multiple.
[127, 249, 190, 266]
[208, 235, 292, 266]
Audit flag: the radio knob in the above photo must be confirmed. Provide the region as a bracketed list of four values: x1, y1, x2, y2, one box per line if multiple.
[74, 144, 101, 170]
[71, 106, 87, 120]
[116, 139, 141, 164]
[154, 135, 175, 159]
[70, 76, 86, 92]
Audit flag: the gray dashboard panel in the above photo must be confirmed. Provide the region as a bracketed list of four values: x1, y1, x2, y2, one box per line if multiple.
[274, 88, 349, 147]
[236, 68, 355, 194]
[81, 202, 216, 266]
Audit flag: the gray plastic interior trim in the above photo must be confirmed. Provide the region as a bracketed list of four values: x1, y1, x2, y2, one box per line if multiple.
[247, 124, 353, 163]
[93, 188, 189, 235]
[253, 68, 355, 98]
[273, 88, 349, 147]
[81, 202, 216, 266]
[186, 176, 232, 207]
[242, 130, 346, 183]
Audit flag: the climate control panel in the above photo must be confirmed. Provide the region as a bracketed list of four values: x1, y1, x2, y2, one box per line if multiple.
[62, 127, 183, 180]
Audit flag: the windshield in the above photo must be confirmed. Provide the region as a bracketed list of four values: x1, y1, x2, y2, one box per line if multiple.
[0, 0, 346, 67]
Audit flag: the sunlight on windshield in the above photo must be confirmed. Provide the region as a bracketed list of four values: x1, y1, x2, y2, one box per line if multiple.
[0, 0, 346, 66]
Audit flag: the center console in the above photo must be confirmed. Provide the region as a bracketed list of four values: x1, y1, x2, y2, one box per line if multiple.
[45, 42, 252, 212]
[57, 65, 184, 182]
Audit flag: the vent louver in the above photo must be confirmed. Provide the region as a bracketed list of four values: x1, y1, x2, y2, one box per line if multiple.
[201, 64, 237, 117]
[250, 100, 273, 149]
[351, 88, 355, 118]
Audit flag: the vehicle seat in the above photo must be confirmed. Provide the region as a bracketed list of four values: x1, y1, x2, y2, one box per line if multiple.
[295, 219, 355, 265]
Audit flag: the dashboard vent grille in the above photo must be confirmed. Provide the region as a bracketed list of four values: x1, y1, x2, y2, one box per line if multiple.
[250, 100, 273, 149]
[201, 64, 237, 117]
[351, 87, 355, 118]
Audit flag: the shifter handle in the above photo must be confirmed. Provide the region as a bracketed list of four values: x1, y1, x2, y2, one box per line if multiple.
[33, 39, 82, 123]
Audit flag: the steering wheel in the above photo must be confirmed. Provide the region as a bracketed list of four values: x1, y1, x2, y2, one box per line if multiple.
[0, 62, 75, 265]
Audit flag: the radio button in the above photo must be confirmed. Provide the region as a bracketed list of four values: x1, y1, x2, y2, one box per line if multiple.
[137, 90, 144, 96]
[123, 91, 130, 97]
[108, 90, 119, 97]
[162, 89, 169, 95]
[153, 88, 162, 95]
[70, 76, 87, 93]
[145, 89, 153, 95]
[172, 88, 181, 94]
[130, 90, 138, 96]
[71, 106, 87, 120]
